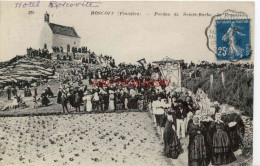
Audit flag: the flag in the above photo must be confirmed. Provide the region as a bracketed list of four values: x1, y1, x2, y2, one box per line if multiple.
[137, 58, 146, 65]
[137, 58, 147, 70]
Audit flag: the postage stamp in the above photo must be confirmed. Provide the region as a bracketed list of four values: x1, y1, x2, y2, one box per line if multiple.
[216, 19, 251, 61]
[205, 10, 252, 61]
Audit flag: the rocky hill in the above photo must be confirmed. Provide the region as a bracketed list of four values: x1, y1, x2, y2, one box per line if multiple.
[0, 56, 54, 88]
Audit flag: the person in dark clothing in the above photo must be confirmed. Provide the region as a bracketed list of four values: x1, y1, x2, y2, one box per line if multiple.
[103, 89, 109, 111]
[176, 101, 188, 139]
[184, 96, 195, 114]
[34, 87, 38, 96]
[12, 87, 17, 96]
[210, 113, 236, 165]
[24, 86, 27, 97]
[188, 116, 208, 166]
[7, 87, 11, 100]
[170, 97, 178, 130]
[57, 87, 62, 104]
[84, 85, 88, 92]
[46, 85, 54, 97]
[163, 112, 183, 159]
[78, 87, 84, 103]
[41, 90, 50, 106]
[60, 91, 68, 113]
[74, 93, 81, 112]
[221, 107, 245, 152]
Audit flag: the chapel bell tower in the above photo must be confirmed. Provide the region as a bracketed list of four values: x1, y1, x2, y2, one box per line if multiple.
[44, 12, 49, 23]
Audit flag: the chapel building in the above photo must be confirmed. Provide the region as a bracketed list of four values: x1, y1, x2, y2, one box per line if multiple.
[39, 12, 80, 52]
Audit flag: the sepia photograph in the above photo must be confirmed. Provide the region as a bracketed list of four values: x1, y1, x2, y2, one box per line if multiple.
[0, 1, 256, 165]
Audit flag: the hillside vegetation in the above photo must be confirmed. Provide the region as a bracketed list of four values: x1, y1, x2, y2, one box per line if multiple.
[182, 65, 254, 117]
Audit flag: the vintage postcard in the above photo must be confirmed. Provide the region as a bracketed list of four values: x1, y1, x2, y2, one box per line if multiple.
[0, 1, 255, 166]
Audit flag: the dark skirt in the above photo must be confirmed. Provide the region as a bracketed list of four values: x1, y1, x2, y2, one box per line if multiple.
[165, 143, 182, 159]
[188, 134, 207, 166]
[211, 152, 236, 165]
[163, 121, 183, 159]
[211, 129, 236, 165]
[229, 124, 241, 152]
[172, 114, 177, 130]
[189, 159, 207, 166]
[201, 121, 212, 165]
[160, 115, 167, 128]
[42, 96, 50, 106]
[155, 114, 163, 126]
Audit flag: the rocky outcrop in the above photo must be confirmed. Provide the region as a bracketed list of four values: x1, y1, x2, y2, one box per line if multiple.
[0, 56, 54, 86]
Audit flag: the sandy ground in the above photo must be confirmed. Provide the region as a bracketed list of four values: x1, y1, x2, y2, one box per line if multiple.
[0, 112, 178, 166]
[0, 112, 252, 166]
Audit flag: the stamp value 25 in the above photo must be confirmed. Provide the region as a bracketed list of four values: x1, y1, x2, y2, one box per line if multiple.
[216, 19, 251, 61]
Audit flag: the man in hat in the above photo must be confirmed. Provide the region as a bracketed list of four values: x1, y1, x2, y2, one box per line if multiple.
[99, 87, 107, 112]
[7, 86, 11, 100]
[184, 96, 195, 133]
[34, 86, 38, 97]
[114, 88, 121, 110]
[74, 92, 81, 112]
[12, 86, 18, 97]
[175, 101, 188, 139]
[24, 86, 28, 97]
[129, 88, 137, 109]
[152, 96, 165, 140]
[57, 86, 63, 104]
[92, 88, 100, 111]
[58, 88, 69, 113]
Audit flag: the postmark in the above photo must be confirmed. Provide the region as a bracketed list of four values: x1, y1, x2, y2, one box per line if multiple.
[206, 10, 252, 61]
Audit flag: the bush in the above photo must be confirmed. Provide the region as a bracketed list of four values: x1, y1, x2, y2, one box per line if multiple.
[182, 66, 253, 117]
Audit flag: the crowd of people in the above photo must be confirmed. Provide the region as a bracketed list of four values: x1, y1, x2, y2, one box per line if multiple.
[149, 89, 245, 166]
[52, 46, 116, 68]
[27, 47, 52, 59]
[49, 59, 246, 165]
[71, 46, 88, 53]
[1, 49, 248, 165]
[55, 62, 163, 113]
[2, 86, 27, 111]
[181, 61, 254, 70]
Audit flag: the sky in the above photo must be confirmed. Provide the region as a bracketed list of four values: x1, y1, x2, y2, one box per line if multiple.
[0, 1, 254, 64]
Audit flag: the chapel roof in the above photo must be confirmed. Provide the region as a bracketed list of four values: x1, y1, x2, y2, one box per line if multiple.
[48, 23, 80, 38]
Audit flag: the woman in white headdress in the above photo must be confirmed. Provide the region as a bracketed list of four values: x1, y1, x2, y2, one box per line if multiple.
[186, 111, 194, 133]
[188, 115, 208, 166]
[108, 90, 115, 111]
[97, 69, 101, 79]
[210, 113, 236, 165]
[123, 88, 129, 110]
[83, 91, 92, 112]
